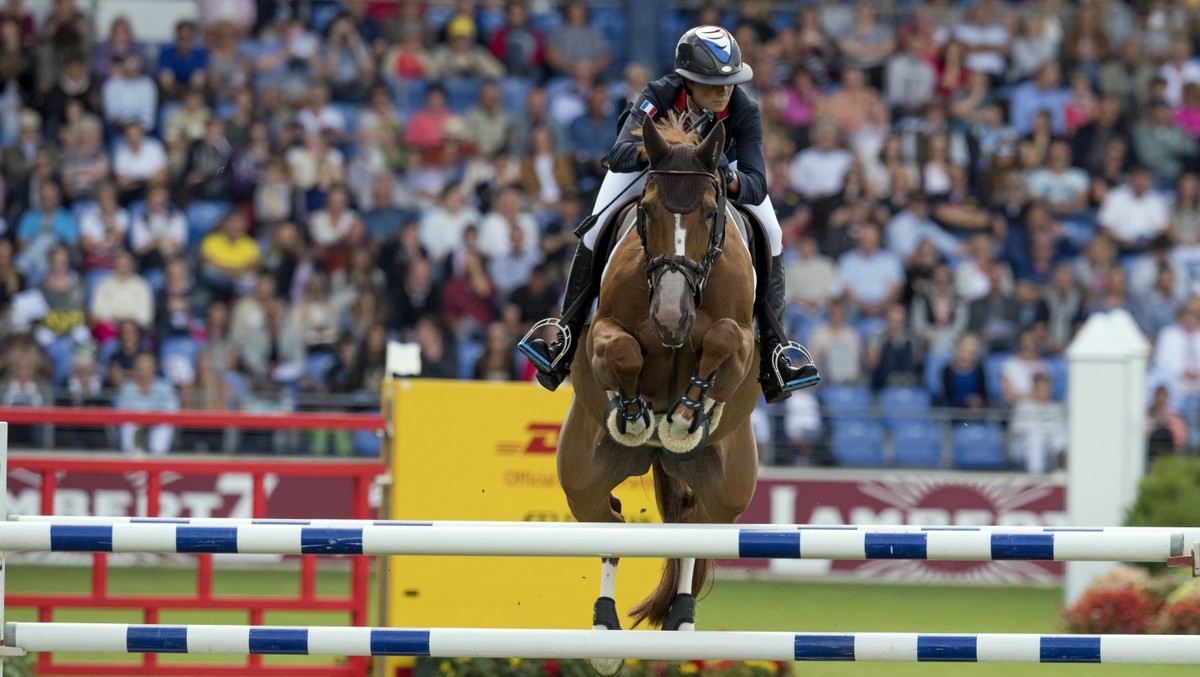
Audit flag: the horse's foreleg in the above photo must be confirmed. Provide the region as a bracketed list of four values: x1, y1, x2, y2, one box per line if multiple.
[590, 318, 654, 446]
[659, 318, 750, 457]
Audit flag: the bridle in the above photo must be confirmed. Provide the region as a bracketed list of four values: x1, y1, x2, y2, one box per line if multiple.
[635, 167, 728, 308]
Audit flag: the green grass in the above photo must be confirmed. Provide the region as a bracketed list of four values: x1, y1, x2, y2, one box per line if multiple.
[4, 566, 1196, 675]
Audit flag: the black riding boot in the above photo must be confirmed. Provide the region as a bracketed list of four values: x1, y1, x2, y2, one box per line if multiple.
[518, 245, 595, 391]
[759, 255, 821, 403]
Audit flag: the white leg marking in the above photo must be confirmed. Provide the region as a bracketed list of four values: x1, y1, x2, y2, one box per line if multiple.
[600, 559, 617, 599]
[677, 557, 696, 595]
[674, 213, 685, 255]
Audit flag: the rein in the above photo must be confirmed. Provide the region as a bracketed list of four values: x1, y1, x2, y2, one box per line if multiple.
[635, 168, 728, 308]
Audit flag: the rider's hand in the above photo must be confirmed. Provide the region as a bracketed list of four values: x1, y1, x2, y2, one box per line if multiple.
[638, 146, 648, 164]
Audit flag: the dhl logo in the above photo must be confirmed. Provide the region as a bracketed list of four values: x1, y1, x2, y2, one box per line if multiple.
[495, 423, 560, 455]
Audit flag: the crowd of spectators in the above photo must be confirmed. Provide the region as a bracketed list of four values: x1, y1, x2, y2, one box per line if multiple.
[0, 0, 1196, 466]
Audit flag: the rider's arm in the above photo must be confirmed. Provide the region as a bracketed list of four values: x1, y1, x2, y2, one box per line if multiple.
[607, 98, 654, 173]
[726, 96, 768, 206]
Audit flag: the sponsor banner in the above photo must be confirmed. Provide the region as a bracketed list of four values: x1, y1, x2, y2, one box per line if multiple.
[386, 379, 662, 636]
[728, 471, 1067, 583]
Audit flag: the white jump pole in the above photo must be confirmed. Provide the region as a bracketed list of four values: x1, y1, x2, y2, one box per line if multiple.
[0, 521, 1187, 563]
[6, 623, 1200, 664]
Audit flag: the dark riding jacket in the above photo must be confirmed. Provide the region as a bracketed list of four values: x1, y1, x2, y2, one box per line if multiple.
[608, 74, 768, 207]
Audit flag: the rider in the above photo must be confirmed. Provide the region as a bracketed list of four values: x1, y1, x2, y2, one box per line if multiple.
[518, 25, 820, 403]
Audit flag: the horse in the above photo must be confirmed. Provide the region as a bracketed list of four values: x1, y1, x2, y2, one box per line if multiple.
[557, 113, 763, 675]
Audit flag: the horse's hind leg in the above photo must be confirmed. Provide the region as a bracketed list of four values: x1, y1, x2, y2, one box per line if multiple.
[659, 318, 753, 457]
[590, 318, 654, 446]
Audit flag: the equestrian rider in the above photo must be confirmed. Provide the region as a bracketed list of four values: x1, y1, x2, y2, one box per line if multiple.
[519, 25, 820, 403]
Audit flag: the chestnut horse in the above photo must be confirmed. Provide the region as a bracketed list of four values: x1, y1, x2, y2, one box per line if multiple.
[557, 114, 761, 675]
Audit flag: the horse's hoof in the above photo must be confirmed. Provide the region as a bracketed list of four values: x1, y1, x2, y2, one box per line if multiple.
[657, 411, 708, 460]
[605, 395, 654, 447]
[662, 593, 697, 631]
[591, 597, 624, 676]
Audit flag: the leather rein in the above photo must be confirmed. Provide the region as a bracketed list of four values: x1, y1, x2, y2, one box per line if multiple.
[635, 168, 728, 308]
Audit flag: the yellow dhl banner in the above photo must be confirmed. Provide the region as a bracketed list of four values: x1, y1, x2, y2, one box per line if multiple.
[384, 379, 662, 661]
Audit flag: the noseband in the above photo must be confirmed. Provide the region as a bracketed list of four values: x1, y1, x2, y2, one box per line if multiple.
[635, 168, 728, 307]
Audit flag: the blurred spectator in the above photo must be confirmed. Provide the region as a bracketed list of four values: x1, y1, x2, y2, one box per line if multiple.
[115, 351, 179, 455]
[428, 16, 504, 81]
[391, 256, 441, 333]
[444, 250, 496, 341]
[1160, 41, 1200, 109]
[884, 32, 934, 119]
[104, 318, 145, 387]
[297, 84, 346, 140]
[1153, 296, 1200, 407]
[866, 303, 921, 391]
[166, 87, 212, 146]
[1036, 264, 1086, 353]
[1071, 95, 1130, 177]
[241, 295, 304, 386]
[414, 315, 457, 379]
[488, 217, 541, 298]
[826, 67, 886, 136]
[808, 298, 862, 384]
[404, 85, 456, 159]
[182, 118, 233, 202]
[1001, 329, 1049, 404]
[199, 210, 259, 302]
[1098, 166, 1169, 254]
[91, 16, 146, 80]
[835, 222, 904, 323]
[0, 0, 34, 46]
[546, 0, 610, 78]
[1, 342, 51, 444]
[1100, 37, 1155, 112]
[788, 121, 852, 202]
[38, 52, 98, 138]
[0, 17, 35, 135]
[952, 0, 1010, 81]
[112, 123, 168, 204]
[90, 249, 152, 339]
[966, 261, 1021, 354]
[102, 54, 156, 132]
[519, 125, 574, 212]
[285, 128, 345, 202]
[383, 23, 429, 81]
[1130, 235, 1180, 301]
[16, 181, 76, 282]
[252, 158, 293, 226]
[489, 0, 545, 79]
[229, 119, 270, 202]
[158, 20, 208, 99]
[911, 263, 967, 357]
[155, 257, 203, 343]
[1, 110, 48, 192]
[1135, 262, 1182, 338]
[474, 321, 517, 381]
[506, 263, 557, 328]
[320, 14, 375, 103]
[567, 84, 615, 197]
[1010, 14, 1058, 84]
[65, 341, 102, 405]
[360, 173, 407, 244]
[1008, 372, 1067, 473]
[309, 184, 364, 273]
[509, 85, 567, 158]
[1010, 62, 1068, 136]
[785, 235, 836, 328]
[1133, 99, 1193, 184]
[464, 80, 513, 159]
[1178, 84, 1200, 138]
[942, 332, 988, 409]
[0, 239, 24, 320]
[1147, 384, 1187, 457]
[59, 114, 108, 203]
[1171, 173, 1200, 246]
[290, 271, 339, 385]
[129, 184, 187, 285]
[32, 245, 87, 377]
[885, 194, 959, 261]
[478, 185, 538, 259]
[78, 183, 128, 286]
[1026, 140, 1088, 218]
[1073, 232, 1119, 299]
[836, 1, 894, 89]
[205, 21, 252, 105]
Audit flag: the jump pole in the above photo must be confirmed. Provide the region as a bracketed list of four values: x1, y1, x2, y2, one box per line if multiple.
[6, 623, 1200, 664]
[0, 521, 1191, 564]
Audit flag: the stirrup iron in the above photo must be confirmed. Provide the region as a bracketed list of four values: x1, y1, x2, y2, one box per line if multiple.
[519, 318, 573, 371]
[771, 341, 820, 389]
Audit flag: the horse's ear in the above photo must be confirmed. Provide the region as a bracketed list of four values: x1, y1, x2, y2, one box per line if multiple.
[642, 115, 670, 167]
[696, 120, 726, 172]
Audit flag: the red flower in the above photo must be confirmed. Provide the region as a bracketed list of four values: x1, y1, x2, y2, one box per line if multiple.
[1063, 588, 1160, 634]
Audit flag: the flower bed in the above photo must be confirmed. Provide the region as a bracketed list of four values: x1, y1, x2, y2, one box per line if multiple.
[1063, 566, 1200, 635]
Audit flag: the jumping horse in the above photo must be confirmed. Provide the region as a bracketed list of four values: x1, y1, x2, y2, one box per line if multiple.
[557, 114, 763, 675]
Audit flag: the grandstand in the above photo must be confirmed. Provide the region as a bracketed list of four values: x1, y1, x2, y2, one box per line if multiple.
[0, 0, 1193, 469]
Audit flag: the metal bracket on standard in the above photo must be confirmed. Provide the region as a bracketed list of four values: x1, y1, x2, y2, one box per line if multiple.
[1166, 543, 1200, 577]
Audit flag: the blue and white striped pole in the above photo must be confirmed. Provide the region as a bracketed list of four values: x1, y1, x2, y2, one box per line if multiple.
[6, 623, 1200, 664]
[0, 521, 1185, 562]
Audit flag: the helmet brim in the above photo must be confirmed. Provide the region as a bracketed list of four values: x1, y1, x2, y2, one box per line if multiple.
[676, 63, 753, 86]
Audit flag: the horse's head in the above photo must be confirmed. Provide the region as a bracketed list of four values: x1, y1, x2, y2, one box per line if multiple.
[637, 115, 727, 349]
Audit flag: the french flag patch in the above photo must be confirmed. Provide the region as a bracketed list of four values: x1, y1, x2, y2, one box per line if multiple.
[639, 100, 658, 117]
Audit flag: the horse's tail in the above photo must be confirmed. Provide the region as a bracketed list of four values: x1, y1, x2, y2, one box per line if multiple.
[629, 457, 711, 628]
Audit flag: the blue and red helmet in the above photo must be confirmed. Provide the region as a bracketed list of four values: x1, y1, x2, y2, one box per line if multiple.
[674, 26, 753, 86]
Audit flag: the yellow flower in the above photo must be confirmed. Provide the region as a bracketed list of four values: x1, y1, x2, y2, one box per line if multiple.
[680, 663, 700, 674]
[509, 657, 523, 668]
[438, 661, 453, 674]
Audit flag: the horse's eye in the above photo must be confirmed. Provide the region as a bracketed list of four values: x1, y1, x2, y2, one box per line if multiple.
[705, 207, 718, 225]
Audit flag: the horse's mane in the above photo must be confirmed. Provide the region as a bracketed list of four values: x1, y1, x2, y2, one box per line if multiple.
[632, 111, 700, 146]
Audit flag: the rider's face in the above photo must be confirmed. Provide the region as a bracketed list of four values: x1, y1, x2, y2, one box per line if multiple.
[687, 81, 733, 113]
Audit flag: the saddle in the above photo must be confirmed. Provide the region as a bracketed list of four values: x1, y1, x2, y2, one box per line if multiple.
[589, 198, 773, 311]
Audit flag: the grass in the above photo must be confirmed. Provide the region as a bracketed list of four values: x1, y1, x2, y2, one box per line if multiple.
[4, 566, 1196, 675]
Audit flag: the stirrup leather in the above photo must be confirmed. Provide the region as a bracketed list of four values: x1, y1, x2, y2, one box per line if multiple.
[770, 341, 818, 388]
[519, 318, 573, 371]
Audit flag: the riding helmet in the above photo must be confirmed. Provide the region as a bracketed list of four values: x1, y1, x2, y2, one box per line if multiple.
[674, 26, 753, 86]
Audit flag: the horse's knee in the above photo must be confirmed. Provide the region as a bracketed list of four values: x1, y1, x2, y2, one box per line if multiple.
[702, 318, 743, 358]
[604, 333, 643, 375]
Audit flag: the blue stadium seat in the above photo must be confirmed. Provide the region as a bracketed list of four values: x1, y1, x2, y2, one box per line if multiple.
[832, 421, 886, 467]
[891, 420, 944, 468]
[354, 429, 380, 456]
[817, 384, 872, 422]
[591, 7, 628, 68]
[160, 337, 199, 384]
[530, 11, 562, 37]
[389, 78, 427, 119]
[457, 340, 484, 380]
[984, 353, 1010, 402]
[878, 386, 931, 425]
[309, 3, 341, 33]
[924, 352, 950, 402]
[500, 76, 534, 116]
[478, 7, 505, 39]
[157, 101, 181, 134]
[330, 102, 360, 136]
[425, 6, 456, 32]
[185, 201, 230, 249]
[443, 77, 482, 114]
[951, 424, 1007, 470]
[1045, 356, 1068, 400]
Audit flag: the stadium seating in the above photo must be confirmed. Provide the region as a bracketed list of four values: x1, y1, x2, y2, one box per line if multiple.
[890, 420, 944, 468]
[831, 421, 886, 467]
[878, 386, 931, 426]
[951, 424, 1007, 470]
[817, 384, 873, 424]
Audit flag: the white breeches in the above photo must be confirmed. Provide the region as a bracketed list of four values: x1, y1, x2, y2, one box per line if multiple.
[581, 167, 783, 256]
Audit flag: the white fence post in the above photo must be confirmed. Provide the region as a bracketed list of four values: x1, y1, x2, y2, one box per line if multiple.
[1065, 311, 1150, 604]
